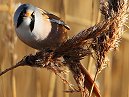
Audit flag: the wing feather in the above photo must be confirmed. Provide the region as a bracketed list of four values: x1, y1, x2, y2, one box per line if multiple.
[38, 8, 70, 30]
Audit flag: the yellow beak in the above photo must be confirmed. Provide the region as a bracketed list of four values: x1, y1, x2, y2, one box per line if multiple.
[24, 11, 32, 17]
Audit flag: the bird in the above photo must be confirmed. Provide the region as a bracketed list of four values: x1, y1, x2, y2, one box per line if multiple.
[13, 4, 70, 51]
[13, 4, 101, 97]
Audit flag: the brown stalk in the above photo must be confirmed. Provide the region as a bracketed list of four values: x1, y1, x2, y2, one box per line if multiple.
[0, 0, 128, 97]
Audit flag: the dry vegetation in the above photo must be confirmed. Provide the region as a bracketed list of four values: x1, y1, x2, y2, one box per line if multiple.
[0, 0, 129, 97]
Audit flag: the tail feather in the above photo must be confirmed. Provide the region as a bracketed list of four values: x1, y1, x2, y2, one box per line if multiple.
[64, 57, 101, 97]
[79, 63, 101, 97]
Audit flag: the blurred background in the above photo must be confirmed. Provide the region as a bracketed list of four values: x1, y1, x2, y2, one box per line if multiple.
[0, 0, 129, 97]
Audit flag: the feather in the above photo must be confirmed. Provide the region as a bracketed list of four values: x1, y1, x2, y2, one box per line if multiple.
[38, 8, 70, 30]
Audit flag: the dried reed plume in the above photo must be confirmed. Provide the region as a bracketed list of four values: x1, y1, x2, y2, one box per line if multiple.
[0, 0, 128, 97]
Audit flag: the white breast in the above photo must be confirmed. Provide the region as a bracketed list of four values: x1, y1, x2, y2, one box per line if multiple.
[15, 10, 52, 50]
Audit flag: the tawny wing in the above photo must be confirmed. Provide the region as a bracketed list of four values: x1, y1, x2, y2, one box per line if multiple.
[39, 8, 70, 30]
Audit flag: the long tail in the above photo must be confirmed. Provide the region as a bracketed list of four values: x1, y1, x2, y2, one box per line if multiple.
[64, 57, 100, 97]
[79, 62, 101, 97]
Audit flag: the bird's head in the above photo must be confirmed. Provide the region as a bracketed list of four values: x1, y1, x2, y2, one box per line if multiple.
[14, 4, 35, 31]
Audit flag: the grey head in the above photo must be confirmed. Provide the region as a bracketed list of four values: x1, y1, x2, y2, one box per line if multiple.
[14, 4, 36, 31]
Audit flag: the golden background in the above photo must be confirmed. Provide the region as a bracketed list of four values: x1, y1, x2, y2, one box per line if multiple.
[0, 0, 129, 97]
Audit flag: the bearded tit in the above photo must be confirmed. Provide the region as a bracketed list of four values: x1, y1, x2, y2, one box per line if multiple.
[13, 4, 70, 50]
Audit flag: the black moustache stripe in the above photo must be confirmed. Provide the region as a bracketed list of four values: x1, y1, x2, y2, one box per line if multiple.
[17, 17, 23, 28]
[29, 12, 35, 32]
[17, 8, 27, 28]
[17, 13, 23, 28]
